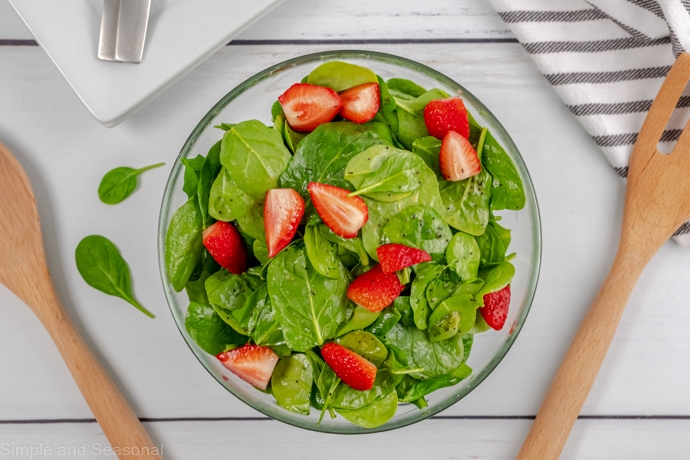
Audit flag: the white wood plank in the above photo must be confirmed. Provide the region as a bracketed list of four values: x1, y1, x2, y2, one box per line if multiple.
[0, 418, 688, 459]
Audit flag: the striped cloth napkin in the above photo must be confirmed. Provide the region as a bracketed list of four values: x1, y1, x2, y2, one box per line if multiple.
[487, 0, 690, 246]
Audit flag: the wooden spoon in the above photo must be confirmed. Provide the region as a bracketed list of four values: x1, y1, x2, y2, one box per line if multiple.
[517, 52, 690, 459]
[0, 143, 162, 460]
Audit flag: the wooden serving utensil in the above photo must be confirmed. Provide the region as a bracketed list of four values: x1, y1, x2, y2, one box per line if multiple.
[517, 52, 690, 459]
[0, 142, 162, 460]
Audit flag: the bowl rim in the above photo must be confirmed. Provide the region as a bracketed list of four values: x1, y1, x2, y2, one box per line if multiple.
[157, 49, 542, 434]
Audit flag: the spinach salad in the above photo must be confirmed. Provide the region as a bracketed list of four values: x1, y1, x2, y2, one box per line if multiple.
[165, 60, 526, 428]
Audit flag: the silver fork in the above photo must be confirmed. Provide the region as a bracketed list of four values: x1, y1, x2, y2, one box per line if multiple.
[98, 0, 151, 63]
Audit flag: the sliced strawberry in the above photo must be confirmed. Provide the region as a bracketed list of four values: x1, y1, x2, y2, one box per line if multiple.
[264, 188, 305, 258]
[439, 130, 481, 181]
[347, 264, 404, 313]
[307, 182, 368, 238]
[278, 83, 343, 133]
[339, 82, 380, 124]
[480, 284, 511, 331]
[202, 221, 248, 274]
[216, 344, 279, 391]
[423, 97, 470, 140]
[376, 243, 432, 273]
[321, 342, 377, 391]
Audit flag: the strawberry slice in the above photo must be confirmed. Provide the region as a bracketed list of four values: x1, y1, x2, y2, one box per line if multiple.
[480, 284, 511, 331]
[278, 83, 343, 133]
[202, 221, 248, 274]
[307, 182, 368, 238]
[264, 188, 305, 258]
[423, 97, 470, 140]
[321, 342, 377, 391]
[339, 82, 380, 124]
[216, 344, 279, 391]
[347, 264, 404, 313]
[376, 243, 432, 273]
[439, 130, 481, 181]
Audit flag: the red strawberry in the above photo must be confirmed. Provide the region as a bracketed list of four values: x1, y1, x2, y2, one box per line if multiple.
[307, 182, 368, 238]
[347, 264, 404, 313]
[376, 243, 432, 273]
[480, 284, 511, 330]
[202, 221, 248, 274]
[216, 344, 279, 391]
[321, 342, 377, 391]
[339, 82, 380, 124]
[278, 83, 343, 133]
[264, 188, 305, 258]
[423, 97, 470, 140]
[439, 130, 481, 181]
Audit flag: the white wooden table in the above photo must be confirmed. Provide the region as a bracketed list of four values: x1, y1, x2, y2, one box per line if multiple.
[1, 1, 689, 458]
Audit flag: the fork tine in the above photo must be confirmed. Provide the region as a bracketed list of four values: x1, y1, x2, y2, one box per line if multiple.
[633, 52, 690, 159]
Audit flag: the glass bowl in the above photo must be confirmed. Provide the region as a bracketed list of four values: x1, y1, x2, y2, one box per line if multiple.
[158, 50, 541, 434]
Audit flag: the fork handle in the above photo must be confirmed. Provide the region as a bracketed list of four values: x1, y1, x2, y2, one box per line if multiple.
[32, 284, 162, 460]
[517, 245, 652, 459]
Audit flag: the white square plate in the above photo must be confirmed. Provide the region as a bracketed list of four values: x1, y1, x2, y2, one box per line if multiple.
[9, 0, 284, 127]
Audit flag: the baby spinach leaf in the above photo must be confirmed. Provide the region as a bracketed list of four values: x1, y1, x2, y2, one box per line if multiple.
[476, 220, 512, 267]
[185, 301, 247, 355]
[365, 305, 401, 337]
[196, 141, 222, 226]
[411, 136, 442, 177]
[337, 391, 398, 429]
[267, 245, 350, 351]
[318, 224, 370, 267]
[384, 322, 465, 379]
[439, 168, 493, 236]
[381, 204, 452, 262]
[181, 155, 205, 198]
[345, 145, 426, 201]
[386, 77, 427, 98]
[337, 331, 388, 367]
[205, 271, 254, 335]
[446, 231, 481, 281]
[221, 119, 291, 200]
[427, 294, 478, 342]
[336, 306, 380, 336]
[391, 88, 448, 149]
[98, 162, 165, 205]
[396, 368, 471, 404]
[208, 168, 265, 240]
[165, 197, 204, 292]
[75, 235, 154, 318]
[304, 225, 343, 279]
[279, 121, 394, 199]
[247, 284, 285, 346]
[478, 261, 515, 298]
[306, 61, 378, 92]
[271, 353, 313, 415]
[409, 262, 445, 330]
[481, 130, 526, 211]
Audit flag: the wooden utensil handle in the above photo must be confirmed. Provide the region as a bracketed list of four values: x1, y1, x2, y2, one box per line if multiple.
[517, 246, 651, 459]
[34, 287, 162, 460]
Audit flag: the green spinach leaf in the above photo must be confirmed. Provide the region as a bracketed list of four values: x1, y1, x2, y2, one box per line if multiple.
[75, 235, 154, 318]
[165, 197, 204, 292]
[221, 119, 291, 200]
[185, 302, 247, 355]
[98, 162, 165, 205]
[439, 168, 492, 235]
[267, 245, 349, 351]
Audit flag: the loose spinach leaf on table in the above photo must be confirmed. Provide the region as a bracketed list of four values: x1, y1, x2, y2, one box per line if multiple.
[220, 119, 292, 200]
[75, 235, 154, 318]
[97, 162, 165, 205]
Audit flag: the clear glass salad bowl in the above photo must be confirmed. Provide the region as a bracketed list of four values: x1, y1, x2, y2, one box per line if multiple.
[158, 50, 541, 434]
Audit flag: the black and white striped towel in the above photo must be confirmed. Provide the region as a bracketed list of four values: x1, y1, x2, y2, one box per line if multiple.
[488, 0, 690, 246]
